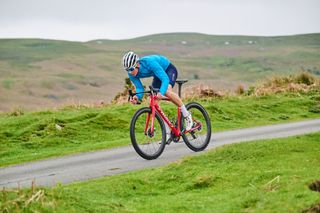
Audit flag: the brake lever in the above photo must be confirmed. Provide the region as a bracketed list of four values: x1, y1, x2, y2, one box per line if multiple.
[128, 89, 134, 102]
[128, 89, 142, 104]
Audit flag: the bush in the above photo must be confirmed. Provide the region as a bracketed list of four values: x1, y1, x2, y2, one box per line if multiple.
[252, 72, 320, 96]
[112, 77, 134, 104]
[235, 84, 245, 95]
[294, 71, 316, 85]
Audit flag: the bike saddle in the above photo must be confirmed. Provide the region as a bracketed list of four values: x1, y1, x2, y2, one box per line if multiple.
[176, 79, 188, 85]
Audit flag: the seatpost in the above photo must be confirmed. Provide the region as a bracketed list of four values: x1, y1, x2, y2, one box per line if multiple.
[176, 79, 188, 98]
[178, 83, 182, 98]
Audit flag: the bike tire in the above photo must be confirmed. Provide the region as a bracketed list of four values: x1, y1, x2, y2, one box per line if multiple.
[130, 107, 166, 160]
[181, 102, 212, 152]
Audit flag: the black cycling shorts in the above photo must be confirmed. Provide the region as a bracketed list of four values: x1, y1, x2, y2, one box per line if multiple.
[152, 63, 178, 90]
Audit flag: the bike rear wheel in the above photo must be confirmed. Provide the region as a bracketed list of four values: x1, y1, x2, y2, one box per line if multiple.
[130, 107, 166, 160]
[181, 102, 211, 151]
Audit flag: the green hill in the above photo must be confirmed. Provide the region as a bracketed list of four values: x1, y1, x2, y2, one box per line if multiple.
[1, 33, 320, 111]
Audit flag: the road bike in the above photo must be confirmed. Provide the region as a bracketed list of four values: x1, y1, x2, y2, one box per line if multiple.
[128, 79, 211, 160]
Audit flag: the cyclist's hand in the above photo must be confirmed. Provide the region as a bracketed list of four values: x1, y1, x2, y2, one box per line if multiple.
[131, 95, 139, 105]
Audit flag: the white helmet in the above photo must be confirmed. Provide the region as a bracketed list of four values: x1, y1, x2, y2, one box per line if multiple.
[122, 51, 139, 71]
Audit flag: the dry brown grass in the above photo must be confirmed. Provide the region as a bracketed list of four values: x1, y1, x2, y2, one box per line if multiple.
[302, 204, 320, 213]
[110, 72, 320, 104]
[111, 83, 226, 105]
[112, 77, 136, 104]
[0, 180, 57, 212]
[309, 180, 320, 192]
[62, 100, 107, 110]
[235, 84, 246, 95]
[303, 181, 320, 213]
[252, 72, 320, 96]
[183, 84, 226, 99]
[181, 72, 319, 99]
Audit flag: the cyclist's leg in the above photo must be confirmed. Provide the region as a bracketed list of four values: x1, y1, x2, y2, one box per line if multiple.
[165, 64, 193, 130]
[152, 64, 181, 106]
[165, 83, 193, 130]
[153, 63, 191, 120]
[152, 77, 181, 106]
[164, 63, 183, 107]
[165, 85, 183, 107]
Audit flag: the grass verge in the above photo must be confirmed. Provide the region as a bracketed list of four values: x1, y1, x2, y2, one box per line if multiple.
[0, 91, 320, 167]
[1, 133, 319, 212]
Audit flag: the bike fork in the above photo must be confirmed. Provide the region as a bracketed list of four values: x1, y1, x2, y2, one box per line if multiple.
[144, 106, 156, 135]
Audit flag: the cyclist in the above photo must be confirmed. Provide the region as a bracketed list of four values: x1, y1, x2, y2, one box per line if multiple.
[122, 51, 193, 131]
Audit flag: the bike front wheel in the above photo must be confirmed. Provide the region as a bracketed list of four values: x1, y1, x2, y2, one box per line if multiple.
[181, 102, 212, 152]
[130, 107, 166, 160]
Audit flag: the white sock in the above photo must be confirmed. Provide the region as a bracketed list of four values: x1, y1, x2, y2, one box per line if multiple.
[180, 105, 189, 117]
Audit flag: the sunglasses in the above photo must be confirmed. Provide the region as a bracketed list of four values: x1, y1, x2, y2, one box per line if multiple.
[125, 62, 138, 74]
[126, 66, 136, 73]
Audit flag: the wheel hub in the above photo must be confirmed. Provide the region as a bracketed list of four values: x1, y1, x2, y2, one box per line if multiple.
[146, 128, 155, 138]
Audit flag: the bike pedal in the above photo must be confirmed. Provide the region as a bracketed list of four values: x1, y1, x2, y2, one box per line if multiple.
[190, 131, 197, 139]
[166, 139, 172, 145]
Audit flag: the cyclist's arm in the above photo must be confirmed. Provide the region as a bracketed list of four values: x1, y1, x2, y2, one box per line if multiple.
[149, 63, 169, 96]
[129, 75, 144, 101]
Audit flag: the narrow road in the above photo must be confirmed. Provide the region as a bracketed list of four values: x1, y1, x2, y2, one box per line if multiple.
[1, 119, 319, 188]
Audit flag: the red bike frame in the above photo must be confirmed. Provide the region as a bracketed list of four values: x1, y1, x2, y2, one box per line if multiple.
[144, 93, 201, 137]
[144, 94, 181, 137]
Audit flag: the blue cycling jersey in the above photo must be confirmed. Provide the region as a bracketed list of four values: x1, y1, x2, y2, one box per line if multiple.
[128, 55, 170, 100]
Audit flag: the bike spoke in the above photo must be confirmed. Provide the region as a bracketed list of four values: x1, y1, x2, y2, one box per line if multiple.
[131, 108, 165, 159]
[182, 103, 211, 151]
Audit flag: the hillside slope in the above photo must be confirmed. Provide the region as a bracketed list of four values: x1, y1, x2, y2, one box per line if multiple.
[0, 33, 320, 111]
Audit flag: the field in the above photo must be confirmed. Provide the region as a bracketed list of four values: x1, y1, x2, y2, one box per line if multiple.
[1, 33, 320, 111]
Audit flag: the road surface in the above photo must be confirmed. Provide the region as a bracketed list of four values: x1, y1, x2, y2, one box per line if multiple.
[1, 119, 319, 188]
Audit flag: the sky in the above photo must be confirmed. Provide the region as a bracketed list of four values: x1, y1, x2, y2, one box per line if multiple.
[0, 0, 319, 42]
